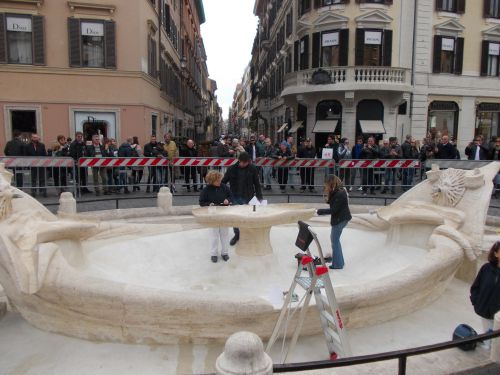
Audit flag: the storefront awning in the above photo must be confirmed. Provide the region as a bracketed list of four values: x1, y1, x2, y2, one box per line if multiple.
[277, 123, 288, 133]
[288, 121, 303, 133]
[359, 120, 386, 134]
[312, 120, 338, 133]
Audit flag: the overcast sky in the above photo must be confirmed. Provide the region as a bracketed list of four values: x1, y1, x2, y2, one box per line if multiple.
[201, 0, 258, 120]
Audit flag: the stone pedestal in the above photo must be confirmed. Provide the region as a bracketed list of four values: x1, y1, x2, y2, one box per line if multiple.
[215, 331, 273, 375]
[57, 192, 77, 216]
[157, 187, 172, 213]
[492, 312, 500, 364]
[236, 227, 273, 257]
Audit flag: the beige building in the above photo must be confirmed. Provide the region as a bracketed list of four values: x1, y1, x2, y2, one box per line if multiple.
[251, 0, 500, 153]
[0, 0, 215, 150]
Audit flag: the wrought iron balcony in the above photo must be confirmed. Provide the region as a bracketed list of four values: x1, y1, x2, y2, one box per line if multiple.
[282, 66, 411, 96]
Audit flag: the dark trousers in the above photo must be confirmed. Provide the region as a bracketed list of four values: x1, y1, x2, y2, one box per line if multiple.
[147, 166, 160, 192]
[362, 169, 374, 193]
[339, 168, 352, 187]
[75, 166, 88, 191]
[9, 168, 24, 188]
[132, 169, 144, 189]
[30, 167, 46, 194]
[183, 166, 197, 189]
[232, 196, 247, 238]
[53, 167, 68, 192]
[300, 168, 315, 190]
[277, 168, 289, 190]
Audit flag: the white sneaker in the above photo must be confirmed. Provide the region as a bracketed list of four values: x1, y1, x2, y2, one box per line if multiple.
[357, 187, 363, 191]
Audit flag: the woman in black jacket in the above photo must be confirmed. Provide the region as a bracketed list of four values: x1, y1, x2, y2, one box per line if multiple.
[470, 241, 500, 349]
[199, 170, 233, 263]
[317, 175, 352, 270]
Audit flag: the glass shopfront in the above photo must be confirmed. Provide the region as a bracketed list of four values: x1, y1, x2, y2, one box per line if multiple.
[476, 103, 500, 142]
[428, 101, 459, 139]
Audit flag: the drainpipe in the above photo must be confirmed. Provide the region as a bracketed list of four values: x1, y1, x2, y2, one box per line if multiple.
[410, 0, 418, 120]
[158, 0, 162, 80]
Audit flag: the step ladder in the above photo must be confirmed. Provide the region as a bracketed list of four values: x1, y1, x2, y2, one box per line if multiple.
[265, 221, 351, 364]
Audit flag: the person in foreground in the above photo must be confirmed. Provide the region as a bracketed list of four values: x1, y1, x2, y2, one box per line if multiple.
[199, 170, 233, 263]
[316, 175, 352, 270]
[470, 241, 500, 349]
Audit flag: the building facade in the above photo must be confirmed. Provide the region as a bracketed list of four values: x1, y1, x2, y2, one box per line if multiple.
[0, 0, 217, 150]
[251, 0, 500, 152]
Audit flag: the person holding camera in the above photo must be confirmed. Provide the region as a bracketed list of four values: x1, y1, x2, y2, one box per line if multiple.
[52, 135, 70, 195]
[381, 137, 401, 194]
[199, 170, 233, 263]
[143, 135, 164, 193]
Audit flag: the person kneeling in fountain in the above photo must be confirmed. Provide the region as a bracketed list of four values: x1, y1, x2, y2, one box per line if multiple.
[317, 175, 352, 270]
[199, 170, 233, 263]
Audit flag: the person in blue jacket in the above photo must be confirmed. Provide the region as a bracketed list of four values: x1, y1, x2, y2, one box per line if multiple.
[470, 241, 500, 349]
[317, 175, 352, 269]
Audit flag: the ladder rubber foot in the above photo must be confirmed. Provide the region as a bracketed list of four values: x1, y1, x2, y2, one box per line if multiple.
[330, 352, 338, 361]
[316, 266, 328, 276]
[301, 255, 314, 265]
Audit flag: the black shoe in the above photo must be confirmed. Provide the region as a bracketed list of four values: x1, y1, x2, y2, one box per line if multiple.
[229, 236, 239, 246]
[146, 188, 151, 193]
[187, 187, 191, 192]
[222, 254, 229, 262]
[324, 256, 333, 263]
[124, 189, 130, 194]
[42, 192, 48, 198]
[381, 189, 387, 194]
[211, 256, 218, 263]
[194, 187, 198, 192]
[329, 264, 344, 270]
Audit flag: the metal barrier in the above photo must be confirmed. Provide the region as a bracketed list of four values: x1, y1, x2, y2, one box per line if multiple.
[0, 156, 77, 197]
[425, 159, 494, 169]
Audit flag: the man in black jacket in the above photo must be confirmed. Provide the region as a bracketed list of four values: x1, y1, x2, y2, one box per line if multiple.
[222, 152, 264, 245]
[3, 130, 25, 188]
[465, 137, 490, 160]
[85, 134, 111, 196]
[143, 135, 163, 193]
[69, 132, 91, 194]
[298, 138, 317, 192]
[24, 133, 47, 197]
[436, 135, 457, 159]
[180, 139, 198, 192]
[360, 136, 380, 195]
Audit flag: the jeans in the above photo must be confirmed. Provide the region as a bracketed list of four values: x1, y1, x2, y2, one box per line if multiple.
[232, 196, 247, 237]
[263, 166, 272, 187]
[402, 168, 414, 190]
[384, 168, 396, 192]
[330, 220, 348, 268]
[30, 167, 46, 195]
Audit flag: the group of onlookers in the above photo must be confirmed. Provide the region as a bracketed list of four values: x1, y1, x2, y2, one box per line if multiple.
[2, 129, 499, 196]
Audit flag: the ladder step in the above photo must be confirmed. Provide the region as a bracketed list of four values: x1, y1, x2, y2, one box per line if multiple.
[325, 327, 341, 345]
[295, 276, 324, 290]
[317, 293, 329, 306]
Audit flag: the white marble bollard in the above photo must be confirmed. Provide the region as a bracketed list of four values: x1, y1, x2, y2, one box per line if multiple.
[57, 192, 77, 216]
[491, 312, 500, 363]
[215, 331, 273, 375]
[157, 187, 173, 213]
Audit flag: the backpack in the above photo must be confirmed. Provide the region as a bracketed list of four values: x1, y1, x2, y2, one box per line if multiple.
[452, 324, 477, 351]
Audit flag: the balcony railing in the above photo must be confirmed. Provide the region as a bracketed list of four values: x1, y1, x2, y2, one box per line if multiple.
[283, 66, 411, 94]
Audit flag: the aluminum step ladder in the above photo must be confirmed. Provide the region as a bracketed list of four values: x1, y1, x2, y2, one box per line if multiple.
[266, 221, 351, 364]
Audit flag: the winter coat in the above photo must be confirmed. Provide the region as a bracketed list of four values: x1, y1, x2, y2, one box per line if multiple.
[317, 188, 352, 226]
[337, 144, 352, 160]
[69, 140, 86, 160]
[222, 163, 263, 202]
[360, 145, 380, 160]
[163, 141, 178, 160]
[199, 184, 233, 206]
[470, 263, 500, 320]
[143, 142, 163, 157]
[436, 142, 457, 159]
[298, 146, 317, 159]
[118, 143, 133, 158]
[465, 144, 490, 161]
[24, 142, 47, 157]
[4, 138, 25, 156]
[85, 144, 111, 158]
[401, 141, 419, 159]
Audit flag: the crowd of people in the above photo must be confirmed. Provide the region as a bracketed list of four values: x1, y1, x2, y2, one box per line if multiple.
[2, 129, 500, 197]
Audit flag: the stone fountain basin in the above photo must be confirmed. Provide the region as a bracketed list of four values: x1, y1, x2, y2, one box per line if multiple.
[0, 222, 465, 344]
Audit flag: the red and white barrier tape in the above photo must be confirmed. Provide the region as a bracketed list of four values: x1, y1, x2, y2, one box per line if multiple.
[0, 157, 75, 168]
[79, 157, 169, 167]
[337, 159, 421, 169]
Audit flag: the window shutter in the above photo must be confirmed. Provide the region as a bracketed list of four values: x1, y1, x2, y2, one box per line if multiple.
[382, 30, 392, 66]
[32, 15, 45, 65]
[68, 18, 81, 67]
[433, 35, 442, 73]
[384, 0, 393, 4]
[480, 40, 489, 76]
[435, 0, 443, 11]
[355, 28, 364, 66]
[484, 0, 491, 18]
[454, 37, 464, 75]
[104, 20, 116, 69]
[294, 40, 299, 71]
[302, 35, 309, 70]
[456, 0, 466, 13]
[312, 32, 320, 68]
[0, 14, 6, 64]
[314, 0, 321, 8]
[339, 28, 349, 66]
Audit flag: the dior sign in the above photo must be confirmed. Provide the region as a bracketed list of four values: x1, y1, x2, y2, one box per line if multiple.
[6, 17, 32, 33]
[81, 22, 104, 37]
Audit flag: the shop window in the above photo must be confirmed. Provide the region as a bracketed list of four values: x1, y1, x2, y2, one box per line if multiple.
[477, 103, 500, 141]
[355, 29, 392, 66]
[480, 41, 500, 76]
[428, 101, 459, 139]
[485, 0, 500, 18]
[68, 18, 116, 69]
[11, 110, 36, 142]
[433, 35, 464, 75]
[0, 14, 45, 65]
[436, 0, 466, 13]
